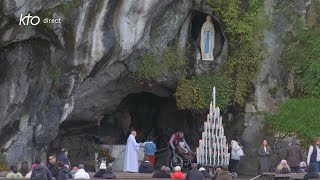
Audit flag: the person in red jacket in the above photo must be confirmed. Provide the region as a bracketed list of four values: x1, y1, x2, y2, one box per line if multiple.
[171, 166, 185, 179]
[166, 131, 192, 167]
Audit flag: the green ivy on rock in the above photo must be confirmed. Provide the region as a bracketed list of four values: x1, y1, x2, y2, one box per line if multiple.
[135, 46, 187, 81]
[266, 98, 320, 147]
[207, 0, 267, 106]
[267, 0, 320, 147]
[283, 26, 320, 98]
[0, 154, 7, 171]
[138, 0, 266, 110]
[175, 74, 231, 109]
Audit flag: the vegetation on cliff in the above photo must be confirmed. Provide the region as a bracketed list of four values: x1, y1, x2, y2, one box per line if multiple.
[267, 98, 320, 147]
[174, 0, 266, 109]
[135, 0, 266, 110]
[135, 46, 187, 82]
[267, 0, 320, 146]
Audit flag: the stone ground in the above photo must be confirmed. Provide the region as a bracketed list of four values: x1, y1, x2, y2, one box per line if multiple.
[0, 171, 256, 180]
[87, 172, 256, 180]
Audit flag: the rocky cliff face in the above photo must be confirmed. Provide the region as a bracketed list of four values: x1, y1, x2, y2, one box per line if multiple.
[0, 0, 225, 167]
[0, 0, 313, 173]
[240, 0, 312, 173]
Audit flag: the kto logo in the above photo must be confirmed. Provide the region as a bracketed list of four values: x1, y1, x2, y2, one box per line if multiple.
[19, 13, 40, 26]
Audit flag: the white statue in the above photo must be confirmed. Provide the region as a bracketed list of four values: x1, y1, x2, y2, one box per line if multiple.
[200, 16, 215, 61]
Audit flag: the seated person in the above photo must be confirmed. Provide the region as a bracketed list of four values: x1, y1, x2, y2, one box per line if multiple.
[299, 162, 307, 173]
[19, 161, 30, 177]
[69, 166, 78, 178]
[304, 164, 319, 180]
[102, 166, 116, 179]
[178, 141, 189, 153]
[186, 163, 205, 180]
[6, 165, 23, 179]
[215, 166, 232, 180]
[139, 158, 154, 173]
[166, 131, 193, 167]
[56, 161, 69, 180]
[199, 167, 212, 178]
[94, 162, 107, 178]
[176, 141, 194, 161]
[275, 160, 291, 180]
[74, 164, 90, 179]
[211, 167, 222, 180]
[171, 166, 185, 179]
[25, 164, 36, 179]
[152, 165, 171, 178]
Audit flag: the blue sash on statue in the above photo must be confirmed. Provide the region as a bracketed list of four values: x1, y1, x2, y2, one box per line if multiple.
[205, 31, 210, 53]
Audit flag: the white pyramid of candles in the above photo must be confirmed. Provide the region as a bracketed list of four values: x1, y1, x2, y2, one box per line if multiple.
[196, 87, 230, 166]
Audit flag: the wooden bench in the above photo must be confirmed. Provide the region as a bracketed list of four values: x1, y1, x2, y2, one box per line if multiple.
[260, 172, 276, 180]
[274, 173, 304, 179]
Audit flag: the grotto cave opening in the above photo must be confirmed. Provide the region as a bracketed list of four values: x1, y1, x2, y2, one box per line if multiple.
[50, 92, 203, 169]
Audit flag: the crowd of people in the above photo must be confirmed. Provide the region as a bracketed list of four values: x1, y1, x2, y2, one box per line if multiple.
[124, 130, 320, 180]
[256, 138, 320, 180]
[5, 130, 320, 180]
[122, 130, 233, 179]
[5, 148, 94, 180]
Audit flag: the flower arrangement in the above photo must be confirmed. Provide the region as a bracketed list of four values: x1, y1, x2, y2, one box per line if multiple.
[93, 146, 115, 163]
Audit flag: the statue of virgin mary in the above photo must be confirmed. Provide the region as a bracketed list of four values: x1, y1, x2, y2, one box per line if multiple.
[200, 16, 215, 61]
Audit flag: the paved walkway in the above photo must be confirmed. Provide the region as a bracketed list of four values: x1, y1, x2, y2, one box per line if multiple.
[89, 172, 255, 179]
[0, 171, 255, 179]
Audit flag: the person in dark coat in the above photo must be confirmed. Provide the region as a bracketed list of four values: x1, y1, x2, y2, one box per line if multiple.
[19, 161, 30, 177]
[186, 163, 205, 180]
[57, 148, 70, 169]
[152, 166, 171, 178]
[47, 155, 59, 179]
[94, 162, 107, 178]
[56, 161, 69, 180]
[257, 139, 272, 174]
[138, 159, 153, 173]
[30, 160, 53, 180]
[285, 141, 303, 173]
[304, 164, 320, 180]
[199, 167, 211, 178]
[102, 166, 116, 179]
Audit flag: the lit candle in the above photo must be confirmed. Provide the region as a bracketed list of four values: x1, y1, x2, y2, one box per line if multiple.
[217, 149, 220, 165]
[213, 87, 216, 108]
[205, 132, 208, 164]
[201, 148, 205, 164]
[213, 149, 216, 166]
[209, 148, 212, 165]
[215, 124, 218, 137]
[197, 148, 200, 164]
[221, 127, 224, 137]
[213, 113, 216, 129]
[217, 107, 220, 121]
[196, 148, 199, 162]
[209, 101, 212, 118]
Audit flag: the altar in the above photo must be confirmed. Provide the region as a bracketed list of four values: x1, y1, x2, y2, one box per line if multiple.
[95, 145, 145, 172]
